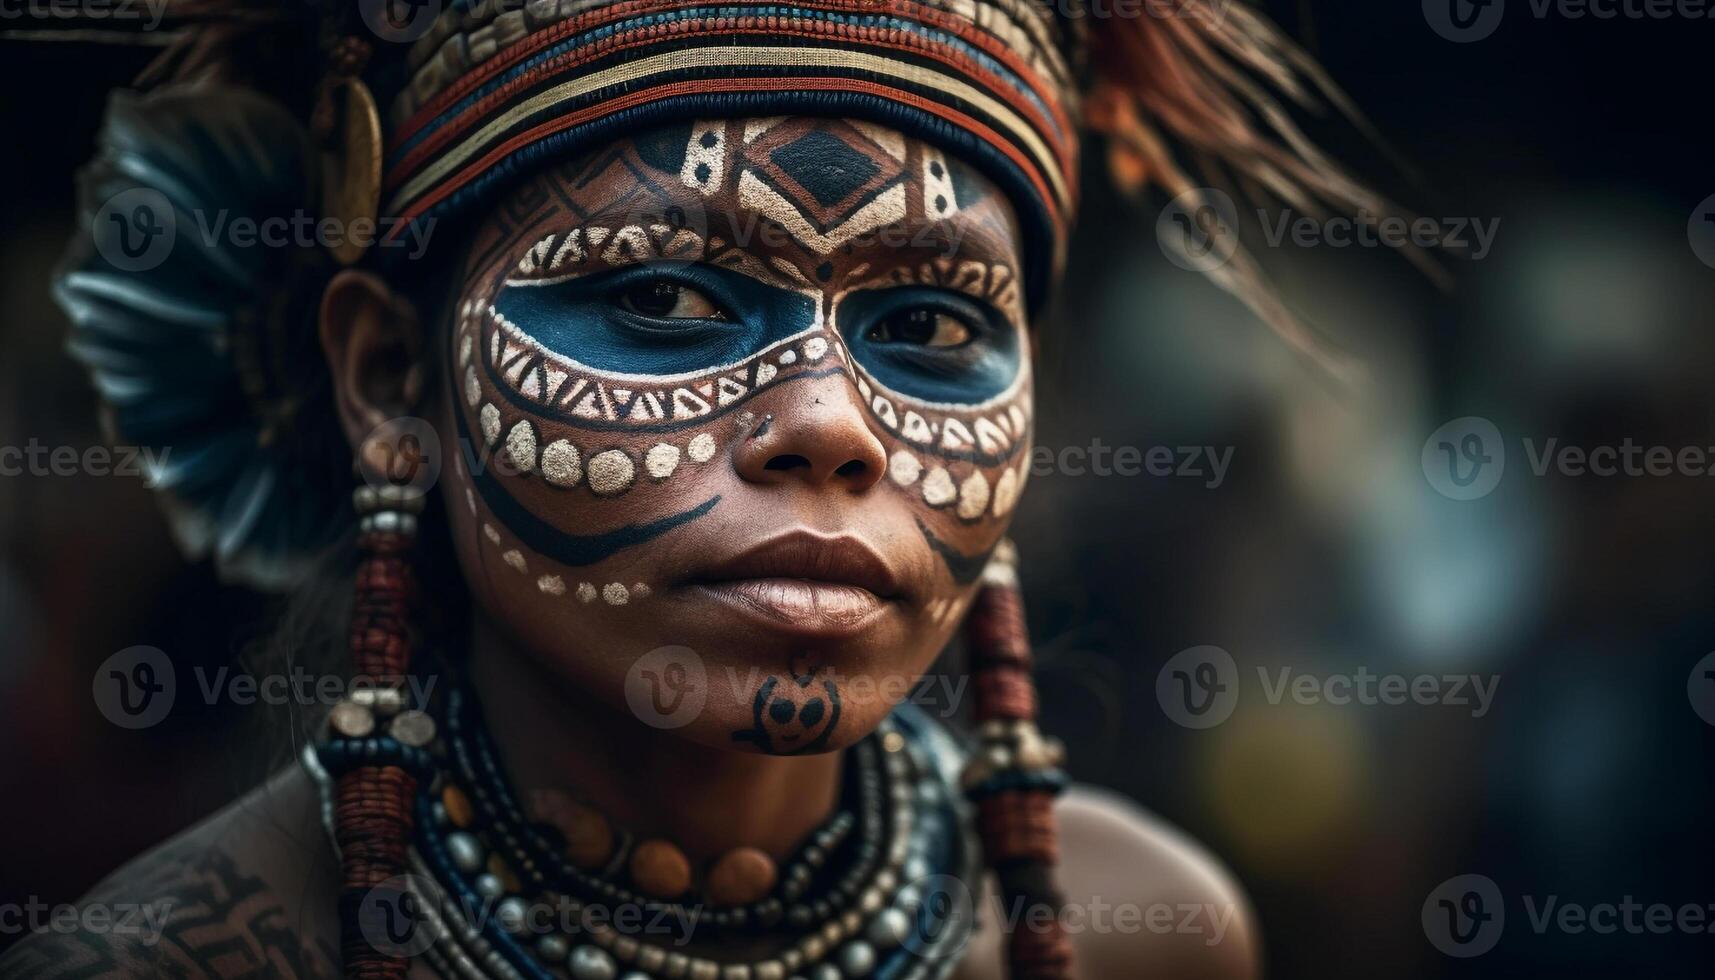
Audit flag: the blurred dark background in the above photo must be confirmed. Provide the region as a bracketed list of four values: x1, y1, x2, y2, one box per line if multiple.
[2, 3, 1713, 977]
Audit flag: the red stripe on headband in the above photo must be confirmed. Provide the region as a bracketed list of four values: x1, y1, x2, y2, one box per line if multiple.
[384, 75, 1062, 242]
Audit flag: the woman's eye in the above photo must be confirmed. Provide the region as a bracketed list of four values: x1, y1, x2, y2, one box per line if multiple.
[866, 309, 972, 348]
[616, 280, 723, 319]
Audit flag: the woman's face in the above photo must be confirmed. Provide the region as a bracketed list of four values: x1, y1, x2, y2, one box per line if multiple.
[434, 116, 1032, 753]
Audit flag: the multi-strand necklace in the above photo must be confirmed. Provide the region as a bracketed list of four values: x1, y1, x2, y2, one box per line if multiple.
[311, 679, 979, 980]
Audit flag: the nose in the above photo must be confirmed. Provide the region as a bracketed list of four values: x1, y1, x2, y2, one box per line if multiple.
[733, 376, 888, 491]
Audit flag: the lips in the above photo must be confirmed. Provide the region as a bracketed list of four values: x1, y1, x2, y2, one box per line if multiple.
[681, 531, 904, 636]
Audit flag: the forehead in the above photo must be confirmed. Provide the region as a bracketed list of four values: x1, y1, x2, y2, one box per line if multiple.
[469, 116, 1022, 290]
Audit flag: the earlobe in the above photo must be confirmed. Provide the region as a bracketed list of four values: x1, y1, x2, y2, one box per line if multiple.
[319, 269, 429, 455]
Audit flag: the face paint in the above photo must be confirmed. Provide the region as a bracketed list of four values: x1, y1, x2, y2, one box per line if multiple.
[439, 116, 1033, 754]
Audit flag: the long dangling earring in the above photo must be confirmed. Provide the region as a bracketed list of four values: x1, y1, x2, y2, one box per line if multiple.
[963, 540, 1078, 980]
[327, 481, 427, 980]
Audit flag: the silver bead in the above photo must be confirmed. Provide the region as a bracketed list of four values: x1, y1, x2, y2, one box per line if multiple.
[538, 934, 571, 962]
[446, 831, 484, 874]
[389, 709, 437, 747]
[837, 941, 875, 976]
[866, 908, 911, 950]
[893, 884, 920, 911]
[496, 897, 529, 934]
[807, 966, 841, 980]
[570, 945, 619, 980]
[618, 974, 653, 980]
[473, 873, 505, 900]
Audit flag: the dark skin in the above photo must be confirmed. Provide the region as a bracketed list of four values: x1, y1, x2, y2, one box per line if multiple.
[0, 119, 1258, 978]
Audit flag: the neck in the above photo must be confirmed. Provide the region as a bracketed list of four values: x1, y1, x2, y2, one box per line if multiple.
[465, 613, 843, 862]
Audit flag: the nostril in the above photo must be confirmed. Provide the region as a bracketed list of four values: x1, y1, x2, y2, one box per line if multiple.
[765, 454, 811, 472]
[834, 459, 868, 479]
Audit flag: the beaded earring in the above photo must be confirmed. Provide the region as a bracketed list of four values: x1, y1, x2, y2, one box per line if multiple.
[326, 481, 434, 980]
[962, 541, 1077, 980]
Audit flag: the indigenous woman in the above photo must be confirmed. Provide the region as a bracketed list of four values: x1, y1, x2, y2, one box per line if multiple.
[2, 2, 1380, 977]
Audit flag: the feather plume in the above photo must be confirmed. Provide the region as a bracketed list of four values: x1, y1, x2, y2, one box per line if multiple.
[1084, 1, 1438, 387]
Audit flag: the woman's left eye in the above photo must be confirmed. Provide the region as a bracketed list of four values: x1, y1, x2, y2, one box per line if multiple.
[865, 308, 972, 348]
[616, 280, 724, 320]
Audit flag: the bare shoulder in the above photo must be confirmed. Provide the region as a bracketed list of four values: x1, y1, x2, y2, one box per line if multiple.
[0, 765, 341, 980]
[956, 786, 1260, 980]
[1054, 786, 1260, 978]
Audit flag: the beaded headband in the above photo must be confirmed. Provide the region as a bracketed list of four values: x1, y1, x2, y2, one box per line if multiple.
[377, 0, 1080, 312]
[41, 0, 1392, 589]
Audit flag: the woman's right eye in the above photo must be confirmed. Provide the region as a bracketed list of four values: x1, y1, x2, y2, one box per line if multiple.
[616, 280, 725, 320]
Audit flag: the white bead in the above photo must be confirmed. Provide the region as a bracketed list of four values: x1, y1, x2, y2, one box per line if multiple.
[474, 873, 504, 899]
[538, 934, 571, 962]
[496, 897, 529, 934]
[569, 945, 618, 980]
[837, 941, 875, 976]
[445, 831, 484, 873]
[866, 908, 910, 949]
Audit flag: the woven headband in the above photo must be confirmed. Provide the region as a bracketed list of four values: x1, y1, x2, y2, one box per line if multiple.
[47, 0, 1387, 589]
[376, 0, 1080, 310]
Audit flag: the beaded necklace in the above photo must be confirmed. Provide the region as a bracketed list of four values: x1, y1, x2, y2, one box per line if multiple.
[310, 679, 980, 980]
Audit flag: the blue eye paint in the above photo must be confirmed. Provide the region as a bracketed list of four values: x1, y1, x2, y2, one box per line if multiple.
[495, 263, 818, 376]
[837, 286, 1020, 405]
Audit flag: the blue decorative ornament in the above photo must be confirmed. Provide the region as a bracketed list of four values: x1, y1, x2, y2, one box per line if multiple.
[56, 84, 351, 591]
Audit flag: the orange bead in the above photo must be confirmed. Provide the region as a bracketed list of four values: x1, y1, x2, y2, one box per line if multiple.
[530, 790, 615, 870]
[630, 839, 692, 899]
[705, 847, 778, 907]
[487, 853, 521, 893]
[442, 785, 475, 828]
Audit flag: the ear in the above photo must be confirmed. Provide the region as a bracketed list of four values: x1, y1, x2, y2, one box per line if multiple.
[319, 269, 429, 460]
